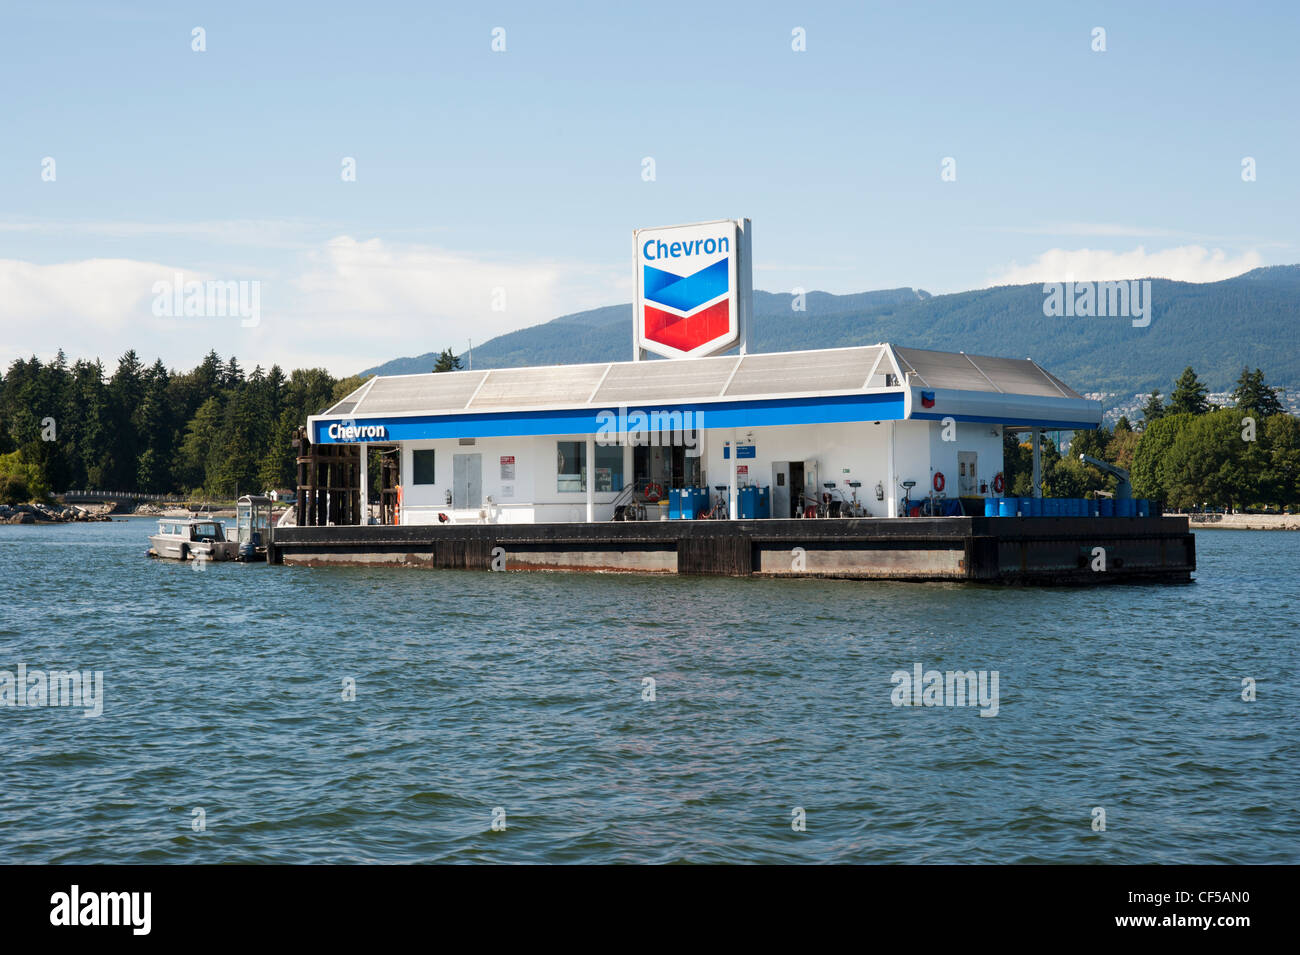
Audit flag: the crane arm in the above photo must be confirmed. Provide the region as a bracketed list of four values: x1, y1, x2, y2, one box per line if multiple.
[1080, 454, 1133, 500]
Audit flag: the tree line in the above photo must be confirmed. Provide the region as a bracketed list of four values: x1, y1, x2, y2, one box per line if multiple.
[2, 350, 1295, 511]
[1003, 366, 1299, 510]
[0, 350, 367, 504]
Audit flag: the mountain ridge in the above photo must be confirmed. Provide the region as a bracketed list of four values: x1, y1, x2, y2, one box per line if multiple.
[360, 267, 1300, 400]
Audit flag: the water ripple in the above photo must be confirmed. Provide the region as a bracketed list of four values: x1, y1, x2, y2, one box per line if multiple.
[0, 519, 1296, 863]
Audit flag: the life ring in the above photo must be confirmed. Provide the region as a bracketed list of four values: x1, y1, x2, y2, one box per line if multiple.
[643, 482, 663, 503]
[932, 471, 946, 493]
[395, 485, 402, 525]
[992, 473, 1004, 494]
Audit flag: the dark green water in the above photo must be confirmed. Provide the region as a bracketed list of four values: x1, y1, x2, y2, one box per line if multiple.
[1, 518, 1295, 863]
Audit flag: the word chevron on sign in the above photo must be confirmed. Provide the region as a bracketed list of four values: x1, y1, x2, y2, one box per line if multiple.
[633, 219, 751, 359]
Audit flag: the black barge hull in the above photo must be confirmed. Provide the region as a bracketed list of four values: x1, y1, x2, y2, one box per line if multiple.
[271, 516, 1195, 585]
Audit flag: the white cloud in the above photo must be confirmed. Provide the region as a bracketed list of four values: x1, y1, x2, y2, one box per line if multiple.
[287, 237, 624, 357]
[987, 245, 1263, 286]
[0, 258, 209, 355]
[0, 237, 625, 374]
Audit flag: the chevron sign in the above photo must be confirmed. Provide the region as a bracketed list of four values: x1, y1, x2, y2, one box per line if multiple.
[634, 219, 750, 358]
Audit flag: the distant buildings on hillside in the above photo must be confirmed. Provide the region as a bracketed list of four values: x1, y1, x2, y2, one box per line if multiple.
[1085, 389, 1300, 426]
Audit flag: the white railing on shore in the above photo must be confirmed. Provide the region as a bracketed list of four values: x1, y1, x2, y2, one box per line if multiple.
[61, 490, 188, 502]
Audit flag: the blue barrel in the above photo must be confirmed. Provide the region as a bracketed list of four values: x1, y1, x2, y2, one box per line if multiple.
[1136, 499, 1149, 518]
[1072, 498, 1085, 517]
[758, 486, 771, 519]
[1024, 497, 1039, 517]
[1117, 497, 1135, 518]
[998, 497, 1015, 517]
[1087, 498, 1100, 518]
[1099, 497, 1114, 517]
[984, 497, 997, 516]
[1041, 498, 1055, 517]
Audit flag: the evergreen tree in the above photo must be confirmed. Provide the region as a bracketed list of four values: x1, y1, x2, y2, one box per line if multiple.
[258, 408, 300, 492]
[1140, 390, 1166, 426]
[433, 349, 463, 373]
[1168, 366, 1210, 416]
[69, 360, 109, 488]
[177, 396, 224, 492]
[222, 355, 244, 389]
[1231, 367, 1284, 417]
[106, 350, 146, 488]
[133, 361, 174, 492]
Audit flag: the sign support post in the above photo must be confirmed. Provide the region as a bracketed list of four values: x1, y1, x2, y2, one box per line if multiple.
[737, 218, 752, 356]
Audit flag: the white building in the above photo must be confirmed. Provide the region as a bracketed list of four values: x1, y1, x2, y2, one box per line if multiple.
[309, 343, 1101, 525]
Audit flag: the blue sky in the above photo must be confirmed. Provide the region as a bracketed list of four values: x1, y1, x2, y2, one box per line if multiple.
[2, 0, 1296, 374]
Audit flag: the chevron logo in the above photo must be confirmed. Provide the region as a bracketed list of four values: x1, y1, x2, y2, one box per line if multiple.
[634, 219, 745, 358]
[641, 259, 732, 353]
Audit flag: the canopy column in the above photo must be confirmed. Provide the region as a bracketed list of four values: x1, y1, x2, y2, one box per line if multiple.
[358, 442, 368, 524]
[1031, 429, 1043, 498]
[728, 430, 738, 520]
[585, 434, 595, 523]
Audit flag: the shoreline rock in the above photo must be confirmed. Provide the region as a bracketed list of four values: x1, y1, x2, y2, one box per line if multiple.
[0, 502, 114, 524]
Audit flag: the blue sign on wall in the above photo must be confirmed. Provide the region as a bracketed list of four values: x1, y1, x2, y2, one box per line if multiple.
[724, 444, 756, 459]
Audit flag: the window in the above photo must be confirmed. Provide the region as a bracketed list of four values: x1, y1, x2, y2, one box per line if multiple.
[556, 441, 586, 492]
[413, 449, 436, 485]
[594, 443, 623, 492]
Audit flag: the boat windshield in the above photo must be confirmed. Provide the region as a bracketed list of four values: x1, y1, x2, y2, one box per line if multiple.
[191, 522, 221, 540]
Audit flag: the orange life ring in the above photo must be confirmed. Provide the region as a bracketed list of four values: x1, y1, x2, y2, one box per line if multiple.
[644, 482, 663, 503]
[992, 473, 1004, 494]
[932, 472, 946, 493]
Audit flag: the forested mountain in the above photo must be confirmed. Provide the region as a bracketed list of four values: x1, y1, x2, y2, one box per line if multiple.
[362, 267, 1300, 397]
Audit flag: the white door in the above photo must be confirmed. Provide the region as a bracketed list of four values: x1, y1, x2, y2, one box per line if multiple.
[453, 453, 482, 508]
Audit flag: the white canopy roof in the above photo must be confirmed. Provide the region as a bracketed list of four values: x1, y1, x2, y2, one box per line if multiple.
[326, 343, 1086, 419]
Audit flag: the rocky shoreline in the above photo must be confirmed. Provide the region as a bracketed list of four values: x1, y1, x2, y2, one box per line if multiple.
[1186, 513, 1300, 531]
[0, 502, 116, 524]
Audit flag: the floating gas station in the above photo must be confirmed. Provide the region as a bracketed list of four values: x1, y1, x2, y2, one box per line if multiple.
[273, 219, 1194, 583]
